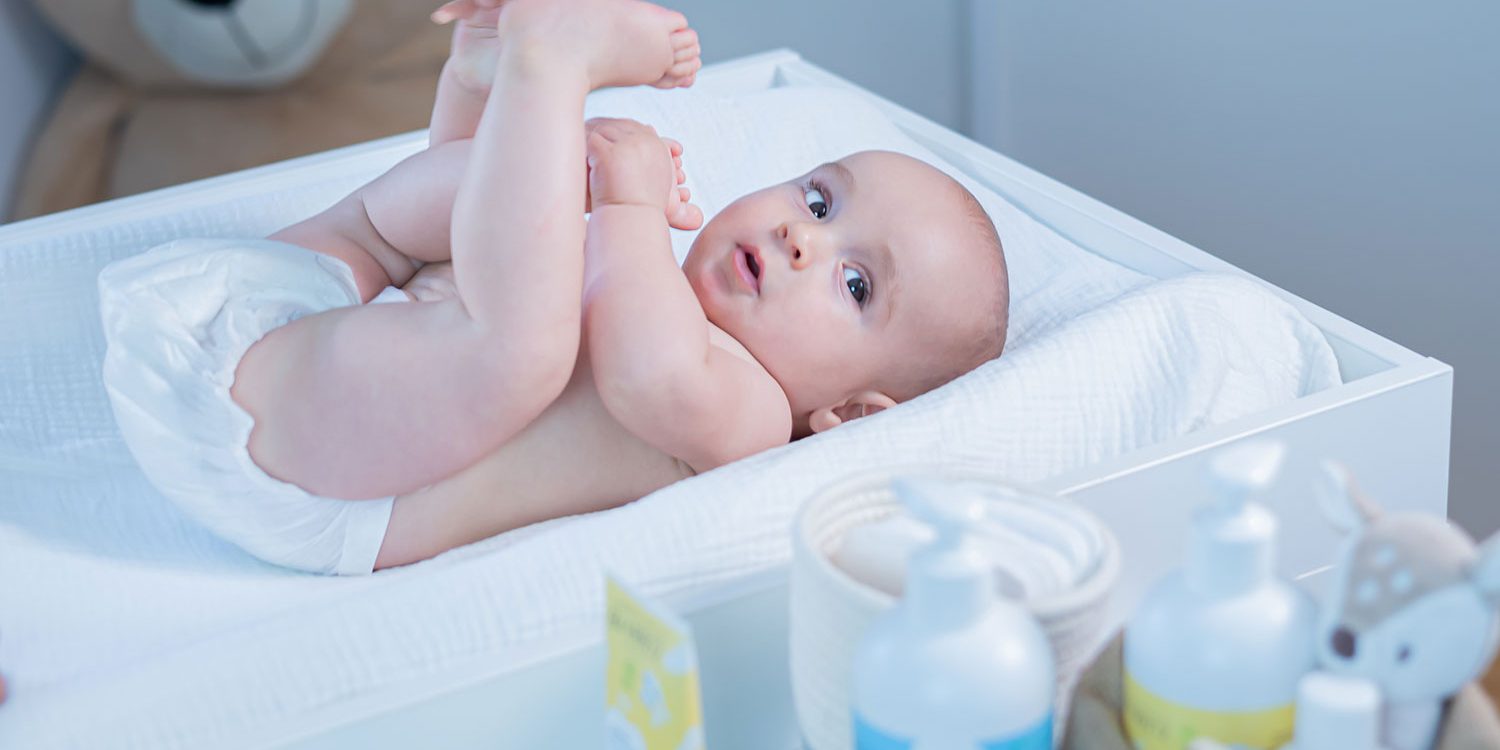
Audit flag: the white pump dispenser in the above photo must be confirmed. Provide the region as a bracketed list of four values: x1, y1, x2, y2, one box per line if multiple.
[851, 478, 1055, 749]
[1123, 441, 1318, 750]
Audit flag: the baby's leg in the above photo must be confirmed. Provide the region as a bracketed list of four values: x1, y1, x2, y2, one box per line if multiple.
[235, 0, 698, 500]
[269, 140, 471, 301]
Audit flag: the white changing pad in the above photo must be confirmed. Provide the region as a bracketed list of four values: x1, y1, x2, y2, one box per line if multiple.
[0, 85, 1338, 748]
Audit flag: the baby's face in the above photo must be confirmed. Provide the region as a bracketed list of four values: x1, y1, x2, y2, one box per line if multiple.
[683, 150, 1001, 435]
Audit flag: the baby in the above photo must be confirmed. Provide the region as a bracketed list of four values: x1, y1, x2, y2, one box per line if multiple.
[103, 0, 1009, 574]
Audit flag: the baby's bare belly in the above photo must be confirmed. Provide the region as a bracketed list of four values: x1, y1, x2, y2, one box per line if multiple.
[373, 345, 694, 568]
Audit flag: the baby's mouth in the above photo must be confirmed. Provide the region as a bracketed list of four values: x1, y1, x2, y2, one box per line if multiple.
[734, 245, 762, 295]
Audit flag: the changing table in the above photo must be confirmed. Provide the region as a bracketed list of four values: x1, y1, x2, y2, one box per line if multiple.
[248, 50, 1452, 750]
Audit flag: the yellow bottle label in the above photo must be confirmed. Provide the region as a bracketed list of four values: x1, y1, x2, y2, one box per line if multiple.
[604, 576, 705, 750]
[1123, 670, 1295, 750]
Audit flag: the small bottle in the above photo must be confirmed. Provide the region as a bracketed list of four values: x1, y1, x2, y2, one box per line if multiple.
[1123, 441, 1317, 750]
[851, 478, 1055, 749]
[1280, 672, 1386, 750]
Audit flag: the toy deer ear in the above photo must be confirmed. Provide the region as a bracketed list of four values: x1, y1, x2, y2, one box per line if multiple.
[1471, 534, 1500, 607]
[1317, 460, 1381, 533]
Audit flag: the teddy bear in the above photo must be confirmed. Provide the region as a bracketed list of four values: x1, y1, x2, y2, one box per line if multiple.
[12, 0, 451, 221]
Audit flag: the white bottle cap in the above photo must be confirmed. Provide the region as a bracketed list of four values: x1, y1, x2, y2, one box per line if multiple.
[1291, 672, 1381, 750]
[1185, 441, 1286, 595]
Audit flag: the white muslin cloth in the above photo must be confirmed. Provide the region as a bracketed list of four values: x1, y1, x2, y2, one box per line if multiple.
[98, 238, 407, 575]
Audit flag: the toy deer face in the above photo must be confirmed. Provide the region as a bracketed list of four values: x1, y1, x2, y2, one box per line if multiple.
[1316, 463, 1500, 703]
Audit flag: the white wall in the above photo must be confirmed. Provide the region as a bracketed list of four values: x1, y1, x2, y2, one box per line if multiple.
[0, 0, 75, 219]
[970, 1, 1500, 536]
[668, 0, 968, 130]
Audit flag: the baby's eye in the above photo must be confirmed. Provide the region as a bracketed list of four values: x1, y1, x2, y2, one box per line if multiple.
[843, 265, 869, 305]
[804, 186, 829, 219]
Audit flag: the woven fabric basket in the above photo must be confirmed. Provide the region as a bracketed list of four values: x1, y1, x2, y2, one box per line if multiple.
[790, 468, 1120, 750]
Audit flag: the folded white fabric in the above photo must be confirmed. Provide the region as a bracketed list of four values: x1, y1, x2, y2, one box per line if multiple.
[0, 84, 1338, 749]
[98, 238, 403, 576]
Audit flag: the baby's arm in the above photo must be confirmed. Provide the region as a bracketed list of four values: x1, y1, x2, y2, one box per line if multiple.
[583, 120, 791, 471]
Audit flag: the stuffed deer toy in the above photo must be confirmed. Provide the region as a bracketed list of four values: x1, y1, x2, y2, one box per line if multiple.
[1312, 461, 1500, 750]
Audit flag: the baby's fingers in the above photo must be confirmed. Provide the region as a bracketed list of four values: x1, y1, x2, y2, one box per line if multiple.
[662, 138, 687, 185]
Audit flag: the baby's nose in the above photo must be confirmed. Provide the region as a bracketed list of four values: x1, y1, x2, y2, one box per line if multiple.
[780, 221, 824, 269]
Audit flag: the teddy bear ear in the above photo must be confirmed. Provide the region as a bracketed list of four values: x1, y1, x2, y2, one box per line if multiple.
[1317, 460, 1380, 533]
[1471, 534, 1500, 607]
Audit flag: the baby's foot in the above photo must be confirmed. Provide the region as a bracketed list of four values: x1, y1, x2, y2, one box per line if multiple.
[498, 0, 701, 91]
[432, 0, 508, 96]
[654, 26, 701, 90]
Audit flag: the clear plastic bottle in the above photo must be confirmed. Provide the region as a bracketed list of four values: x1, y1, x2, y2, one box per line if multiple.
[851, 478, 1055, 749]
[1123, 441, 1317, 750]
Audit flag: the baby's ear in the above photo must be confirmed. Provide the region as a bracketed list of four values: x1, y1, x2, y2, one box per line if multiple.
[808, 391, 898, 434]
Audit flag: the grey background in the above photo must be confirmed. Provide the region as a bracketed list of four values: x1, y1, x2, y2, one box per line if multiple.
[968, 0, 1500, 537]
[2, 0, 1494, 535]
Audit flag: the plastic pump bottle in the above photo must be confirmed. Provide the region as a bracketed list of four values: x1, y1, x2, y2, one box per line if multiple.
[1123, 441, 1317, 750]
[851, 478, 1055, 749]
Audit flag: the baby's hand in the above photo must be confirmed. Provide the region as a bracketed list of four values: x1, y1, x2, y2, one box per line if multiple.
[586, 118, 701, 230]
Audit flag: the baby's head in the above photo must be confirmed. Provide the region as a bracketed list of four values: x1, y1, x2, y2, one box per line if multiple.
[683, 150, 1009, 437]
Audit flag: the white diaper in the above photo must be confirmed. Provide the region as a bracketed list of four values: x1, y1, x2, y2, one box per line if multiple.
[98, 238, 409, 575]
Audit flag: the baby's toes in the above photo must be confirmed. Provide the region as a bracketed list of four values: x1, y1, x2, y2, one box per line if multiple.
[667, 190, 704, 231]
[431, 0, 463, 24]
[671, 28, 700, 61]
[656, 58, 701, 89]
[654, 29, 701, 88]
[432, 0, 502, 25]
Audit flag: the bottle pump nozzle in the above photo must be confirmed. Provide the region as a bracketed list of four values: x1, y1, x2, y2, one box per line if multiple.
[892, 478, 994, 626]
[1208, 441, 1286, 514]
[1187, 441, 1287, 594]
[896, 477, 986, 536]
